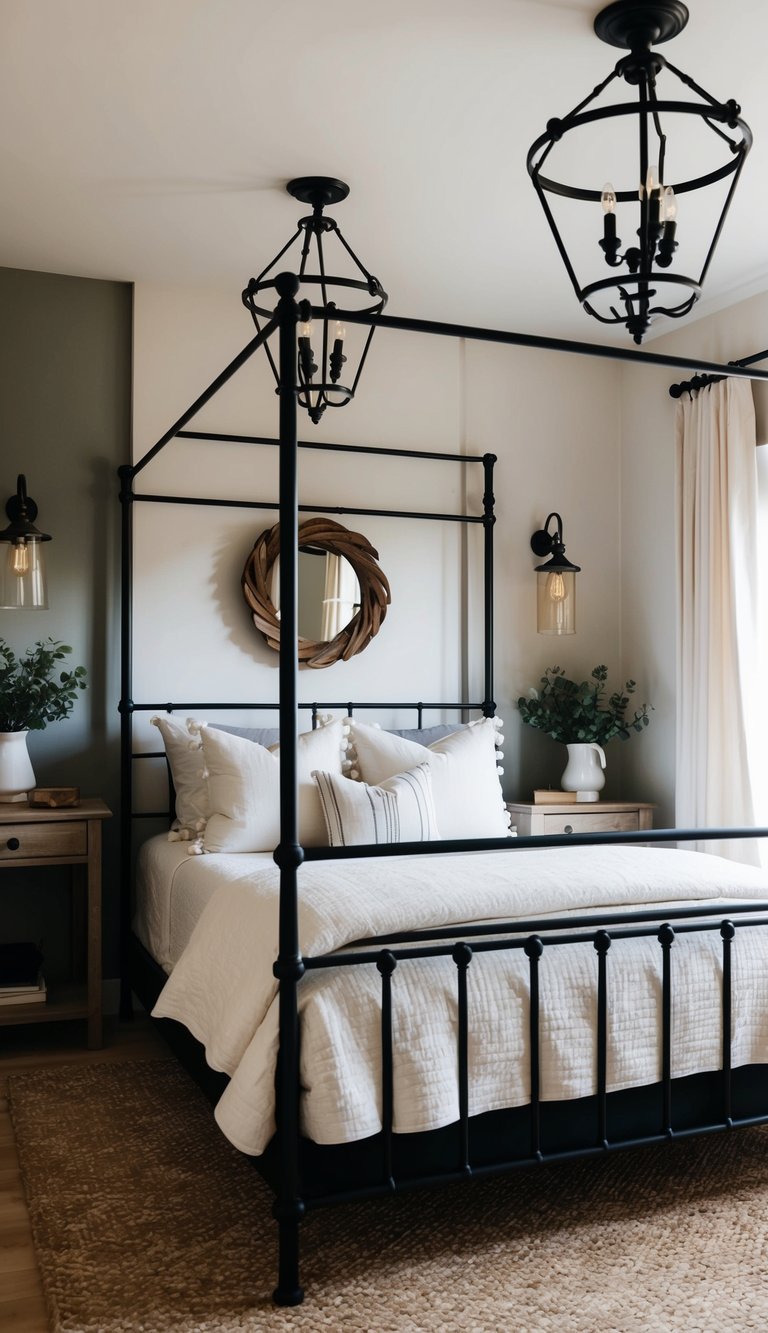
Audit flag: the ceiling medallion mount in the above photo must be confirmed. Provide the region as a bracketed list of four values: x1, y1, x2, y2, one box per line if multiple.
[593, 1, 689, 51]
[243, 177, 387, 425]
[527, 1, 751, 344]
[286, 176, 350, 209]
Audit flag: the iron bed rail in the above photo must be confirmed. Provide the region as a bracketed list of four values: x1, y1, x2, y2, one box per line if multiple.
[296, 905, 768, 1209]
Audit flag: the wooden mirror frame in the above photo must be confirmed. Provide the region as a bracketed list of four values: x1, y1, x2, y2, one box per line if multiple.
[242, 517, 391, 668]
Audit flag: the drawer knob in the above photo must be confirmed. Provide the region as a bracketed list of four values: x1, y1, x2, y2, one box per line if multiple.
[564, 825, 573, 835]
[6, 837, 20, 851]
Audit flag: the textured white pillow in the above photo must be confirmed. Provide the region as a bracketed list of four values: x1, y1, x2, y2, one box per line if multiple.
[201, 720, 345, 852]
[350, 717, 509, 839]
[150, 715, 209, 838]
[313, 763, 440, 847]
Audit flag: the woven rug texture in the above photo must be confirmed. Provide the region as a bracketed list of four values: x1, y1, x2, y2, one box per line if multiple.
[9, 1058, 768, 1332]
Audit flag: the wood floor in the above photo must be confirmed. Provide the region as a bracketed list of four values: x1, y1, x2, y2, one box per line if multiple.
[0, 1017, 167, 1332]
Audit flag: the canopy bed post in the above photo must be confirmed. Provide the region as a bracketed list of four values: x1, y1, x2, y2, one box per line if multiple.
[482, 452, 496, 718]
[118, 464, 134, 1021]
[272, 271, 306, 1308]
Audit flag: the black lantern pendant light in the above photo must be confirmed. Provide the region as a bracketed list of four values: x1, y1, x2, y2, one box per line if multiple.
[531, 513, 581, 635]
[242, 177, 387, 424]
[0, 475, 51, 610]
[527, 1, 752, 344]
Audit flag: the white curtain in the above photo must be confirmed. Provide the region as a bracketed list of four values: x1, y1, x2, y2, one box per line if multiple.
[675, 377, 759, 863]
[321, 554, 360, 641]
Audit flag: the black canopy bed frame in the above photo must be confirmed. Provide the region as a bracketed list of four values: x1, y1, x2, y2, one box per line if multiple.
[120, 273, 768, 1306]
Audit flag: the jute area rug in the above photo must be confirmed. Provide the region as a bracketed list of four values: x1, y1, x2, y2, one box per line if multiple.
[10, 1060, 768, 1333]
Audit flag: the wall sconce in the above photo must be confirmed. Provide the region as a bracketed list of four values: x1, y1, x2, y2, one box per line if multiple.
[530, 512, 580, 635]
[0, 475, 51, 609]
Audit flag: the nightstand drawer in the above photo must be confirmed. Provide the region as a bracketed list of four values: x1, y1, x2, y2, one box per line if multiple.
[542, 811, 639, 836]
[0, 820, 87, 860]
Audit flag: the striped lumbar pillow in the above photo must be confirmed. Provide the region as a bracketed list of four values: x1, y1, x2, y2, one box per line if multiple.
[313, 762, 441, 847]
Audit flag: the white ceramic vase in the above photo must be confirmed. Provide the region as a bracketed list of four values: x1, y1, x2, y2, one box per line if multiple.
[561, 742, 606, 803]
[0, 730, 36, 803]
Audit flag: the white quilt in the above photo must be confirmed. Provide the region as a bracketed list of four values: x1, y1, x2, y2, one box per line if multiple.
[152, 845, 768, 1155]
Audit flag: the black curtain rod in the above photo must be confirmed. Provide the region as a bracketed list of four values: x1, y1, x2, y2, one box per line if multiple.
[669, 347, 768, 399]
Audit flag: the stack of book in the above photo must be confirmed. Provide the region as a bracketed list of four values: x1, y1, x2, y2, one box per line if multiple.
[0, 941, 46, 1007]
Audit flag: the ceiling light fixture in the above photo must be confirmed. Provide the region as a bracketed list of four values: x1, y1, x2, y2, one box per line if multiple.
[242, 176, 387, 424]
[527, 1, 752, 344]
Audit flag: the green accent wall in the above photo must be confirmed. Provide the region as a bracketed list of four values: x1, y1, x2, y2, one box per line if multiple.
[0, 267, 131, 984]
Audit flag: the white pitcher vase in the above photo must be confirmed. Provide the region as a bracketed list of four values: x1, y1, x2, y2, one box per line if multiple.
[0, 730, 36, 803]
[561, 742, 606, 803]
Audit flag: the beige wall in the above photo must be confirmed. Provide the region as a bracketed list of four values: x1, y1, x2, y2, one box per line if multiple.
[131, 282, 625, 803]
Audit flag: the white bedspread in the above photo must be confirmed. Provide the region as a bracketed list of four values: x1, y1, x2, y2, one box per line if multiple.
[152, 845, 768, 1155]
[133, 836, 275, 971]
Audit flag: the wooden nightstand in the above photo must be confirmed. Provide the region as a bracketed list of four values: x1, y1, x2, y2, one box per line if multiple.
[506, 800, 655, 838]
[0, 798, 111, 1048]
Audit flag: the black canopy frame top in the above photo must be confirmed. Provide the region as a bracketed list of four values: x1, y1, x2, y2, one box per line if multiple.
[120, 274, 768, 1307]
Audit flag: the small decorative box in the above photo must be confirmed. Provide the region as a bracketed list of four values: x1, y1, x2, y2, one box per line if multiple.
[29, 787, 81, 809]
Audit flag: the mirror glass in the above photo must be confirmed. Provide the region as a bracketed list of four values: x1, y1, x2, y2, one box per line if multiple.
[270, 550, 362, 642]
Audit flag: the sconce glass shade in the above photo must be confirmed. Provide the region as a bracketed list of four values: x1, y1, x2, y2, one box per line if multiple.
[0, 539, 48, 609]
[0, 475, 51, 609]
[531, 511, 580, 635]
[536, 565, 576, 635]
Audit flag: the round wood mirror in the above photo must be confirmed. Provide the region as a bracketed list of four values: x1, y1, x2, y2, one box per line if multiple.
[242, 517, 391, 668]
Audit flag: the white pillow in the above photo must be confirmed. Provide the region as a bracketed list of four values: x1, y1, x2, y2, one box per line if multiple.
[150, 715, 209, 838]
[350, 717, 510, 840]
[313, 763, 440, 847]
[201, 719, 345, 852]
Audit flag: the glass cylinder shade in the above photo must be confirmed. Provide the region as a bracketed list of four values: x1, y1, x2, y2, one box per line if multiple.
[536, 567, 575, 635]
[0, 540, 48, 609]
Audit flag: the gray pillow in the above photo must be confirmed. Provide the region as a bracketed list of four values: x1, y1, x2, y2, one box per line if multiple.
[212, 720, 470, 749]
[386, 723, 469, 745]
[210, 724, 280, 748]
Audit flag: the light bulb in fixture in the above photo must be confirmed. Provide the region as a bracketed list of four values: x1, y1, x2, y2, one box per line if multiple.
[601, 183, 617, 214]
[329, 319, 347, 384]
[599, 182, 620, 262]
[298, 320, 317, 382]
[546, 571, 566, 602]
[661, 186, 678, 222]
[657, 186, 679, 268]
[11, 540, 29, 576]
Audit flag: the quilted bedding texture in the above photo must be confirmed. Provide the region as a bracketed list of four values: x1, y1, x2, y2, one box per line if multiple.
[151, 844, 768, 1154]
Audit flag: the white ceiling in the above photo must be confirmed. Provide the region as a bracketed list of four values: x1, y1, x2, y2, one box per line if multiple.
[0, 0, 766, 342]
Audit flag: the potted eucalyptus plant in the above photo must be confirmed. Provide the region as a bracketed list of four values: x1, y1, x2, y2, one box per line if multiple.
[517, 664, 651, 801]
[0, 639, 87, 802]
